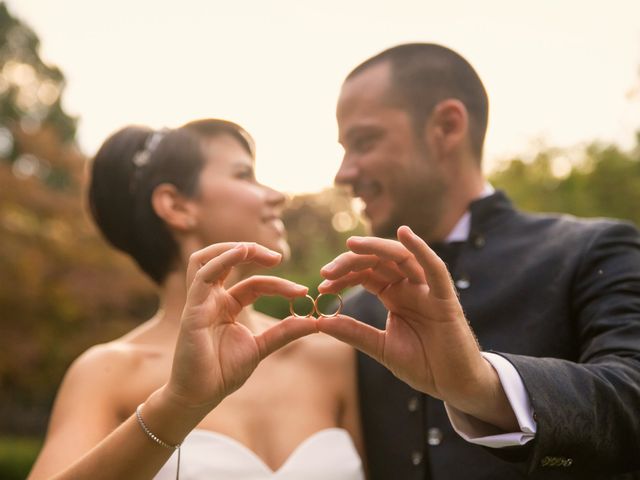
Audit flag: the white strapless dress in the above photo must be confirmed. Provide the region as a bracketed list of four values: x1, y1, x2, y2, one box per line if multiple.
[153, 428, 364, 479]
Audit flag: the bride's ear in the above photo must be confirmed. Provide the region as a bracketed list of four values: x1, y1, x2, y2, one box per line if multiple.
[151, 183, 197, 232]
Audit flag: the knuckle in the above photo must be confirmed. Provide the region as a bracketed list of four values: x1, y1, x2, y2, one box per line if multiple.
[193, 267, 208, 283]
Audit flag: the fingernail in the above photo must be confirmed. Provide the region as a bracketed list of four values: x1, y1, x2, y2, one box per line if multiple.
[347, 236, 363, 246]
[322, 262, 336, 272]
[318, 280, 329, 289]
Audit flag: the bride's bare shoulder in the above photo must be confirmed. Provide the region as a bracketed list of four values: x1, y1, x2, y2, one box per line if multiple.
[59, 330, 165, 404]
[64, 340, 160, 387]
[71, 339, 159, 373]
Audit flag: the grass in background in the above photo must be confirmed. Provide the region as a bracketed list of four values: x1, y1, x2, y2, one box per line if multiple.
[0, 436, 41, 480]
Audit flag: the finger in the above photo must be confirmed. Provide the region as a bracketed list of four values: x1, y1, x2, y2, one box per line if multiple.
[191, 242, 282, 267]
[345, 237, 425, 283]
[316, 314, 386, 364]
[188, 246, 281, 304]
[254, 316, 318, 359]
[195, 243, 282, 285]
[238, 242, 283, 267]
[397, 226, 455, 298]
[187, 242, 282, 285]
[228, 276, 308, 307]
[187, 246, 248, 303]
[321, 252, 405, 283]
[318, 270, 389, 296]
[321, 252, 379, 278]
[187, 242, 239, 285]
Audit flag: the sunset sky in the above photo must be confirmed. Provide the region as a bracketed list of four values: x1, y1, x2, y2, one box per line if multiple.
[6, 0, 640, 194]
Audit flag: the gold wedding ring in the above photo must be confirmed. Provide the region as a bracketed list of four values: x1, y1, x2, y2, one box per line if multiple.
[288, 293, 343, 318]
[289, 294, 316, 318]
[314, 293, 343, 317]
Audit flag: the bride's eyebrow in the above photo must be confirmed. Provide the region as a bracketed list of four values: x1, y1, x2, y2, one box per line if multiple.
[230, 162, 256, 178]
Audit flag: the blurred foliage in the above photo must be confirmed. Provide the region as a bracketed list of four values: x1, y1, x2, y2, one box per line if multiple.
[489, 132, 640, 225]
[0, 127, 158, 433]
[0, 436, 41, 480]
[0, 1, 77, 162]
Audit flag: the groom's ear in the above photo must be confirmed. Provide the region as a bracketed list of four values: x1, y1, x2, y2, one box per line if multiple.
[424, 98, 469, 162]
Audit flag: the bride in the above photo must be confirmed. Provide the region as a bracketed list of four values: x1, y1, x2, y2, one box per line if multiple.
[27, 119, 365, 479]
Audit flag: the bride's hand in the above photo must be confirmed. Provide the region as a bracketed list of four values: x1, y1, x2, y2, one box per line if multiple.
[166, 242, 317, 411]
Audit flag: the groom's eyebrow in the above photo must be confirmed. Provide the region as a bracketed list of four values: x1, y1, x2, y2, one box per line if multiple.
[340, 124, 382, 145]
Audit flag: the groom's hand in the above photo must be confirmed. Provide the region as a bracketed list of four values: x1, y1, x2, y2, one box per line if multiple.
[317, 226, 518, 432]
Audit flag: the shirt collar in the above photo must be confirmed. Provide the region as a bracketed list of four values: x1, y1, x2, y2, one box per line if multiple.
[445, 183, 495, 242]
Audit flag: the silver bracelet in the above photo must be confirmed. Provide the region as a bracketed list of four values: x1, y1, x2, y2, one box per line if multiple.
[136, 403, 182, 480]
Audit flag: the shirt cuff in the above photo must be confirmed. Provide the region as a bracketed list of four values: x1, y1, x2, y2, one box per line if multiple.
[444, 352, 537, 448]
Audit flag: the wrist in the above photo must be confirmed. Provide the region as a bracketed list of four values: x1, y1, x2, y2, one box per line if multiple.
[140, 386, 215, 446]
[446, 358, 519, 432]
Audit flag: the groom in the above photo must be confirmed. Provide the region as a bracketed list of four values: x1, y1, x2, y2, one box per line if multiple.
[317, 43, 640, 479]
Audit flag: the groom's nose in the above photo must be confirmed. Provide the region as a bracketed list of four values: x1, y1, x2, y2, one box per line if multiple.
[334, 154, 359, 187]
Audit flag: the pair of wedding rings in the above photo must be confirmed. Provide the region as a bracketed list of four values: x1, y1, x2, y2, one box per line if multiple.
[289, 293, 343, 318]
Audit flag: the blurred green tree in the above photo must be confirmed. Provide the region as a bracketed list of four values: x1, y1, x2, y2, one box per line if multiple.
[489, 133, 640, 225]
[0, 1, 77, 163]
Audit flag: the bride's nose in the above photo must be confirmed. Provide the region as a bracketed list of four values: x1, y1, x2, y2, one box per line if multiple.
[264, 184, 287, 207]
